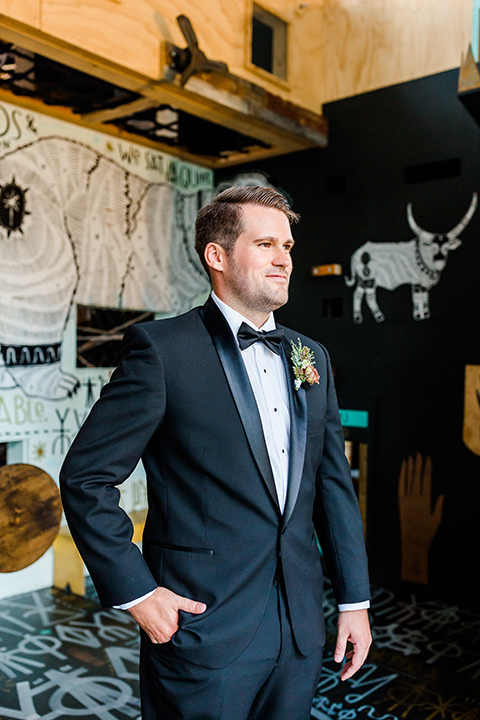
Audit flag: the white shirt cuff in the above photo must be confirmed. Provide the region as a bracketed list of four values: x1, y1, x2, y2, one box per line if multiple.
[116, 593, 370, 613]
[338, 600, 370, 612]
[113, 589, 156, 610]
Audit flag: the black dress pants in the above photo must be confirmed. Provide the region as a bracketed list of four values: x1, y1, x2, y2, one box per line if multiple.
[141, 579, 324, 720]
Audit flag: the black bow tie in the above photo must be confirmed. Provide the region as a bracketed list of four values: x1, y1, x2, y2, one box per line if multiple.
[237, 322, 283, 355]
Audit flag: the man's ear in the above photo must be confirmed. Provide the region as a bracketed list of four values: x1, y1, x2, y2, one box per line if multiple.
[204, 242, 226, 273]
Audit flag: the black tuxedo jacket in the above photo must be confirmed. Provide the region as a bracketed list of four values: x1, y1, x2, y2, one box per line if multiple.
[60, 296, 370, 668]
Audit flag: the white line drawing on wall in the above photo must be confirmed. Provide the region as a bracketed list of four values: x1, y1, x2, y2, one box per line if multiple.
[0, 136, 210, 401]
[345, 193, 477, 323]
[215, 171, 273, 194]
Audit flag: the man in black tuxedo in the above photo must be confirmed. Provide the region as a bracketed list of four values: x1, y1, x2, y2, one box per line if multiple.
[60, 185, 371, 720]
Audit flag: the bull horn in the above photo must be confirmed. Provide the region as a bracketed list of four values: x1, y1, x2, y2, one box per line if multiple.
[406, 202, 423, 236]
[448, 192, 478, 239]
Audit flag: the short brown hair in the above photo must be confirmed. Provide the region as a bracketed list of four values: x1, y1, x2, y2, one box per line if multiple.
[195, 185, 299, 274]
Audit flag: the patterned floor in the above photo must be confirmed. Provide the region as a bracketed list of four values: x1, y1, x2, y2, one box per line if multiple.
[0, 579, 478, 720]
[314, 583, 480, 720]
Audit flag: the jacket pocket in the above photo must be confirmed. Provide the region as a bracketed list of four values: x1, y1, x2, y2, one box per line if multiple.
[150, 541, 214, 556]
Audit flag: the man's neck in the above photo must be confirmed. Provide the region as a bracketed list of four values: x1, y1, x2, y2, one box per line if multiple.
[211, 290, 270, 329]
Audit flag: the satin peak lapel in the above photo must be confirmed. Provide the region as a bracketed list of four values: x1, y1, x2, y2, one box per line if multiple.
[200, 298, 280, 511]
[280, 333, 308, 527]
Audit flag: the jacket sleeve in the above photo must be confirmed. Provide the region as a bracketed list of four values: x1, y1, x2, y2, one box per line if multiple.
[313, 344, 371, 606]
[59, 323, 165, 607]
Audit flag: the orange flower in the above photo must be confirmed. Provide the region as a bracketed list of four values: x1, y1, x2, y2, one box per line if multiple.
[305, 365, 320, 385]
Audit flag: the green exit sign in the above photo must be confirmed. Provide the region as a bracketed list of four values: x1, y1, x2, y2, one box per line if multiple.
[339, 409, 369, 428]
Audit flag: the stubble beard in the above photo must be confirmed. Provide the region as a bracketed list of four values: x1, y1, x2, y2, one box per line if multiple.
[227, 260, 290, 318]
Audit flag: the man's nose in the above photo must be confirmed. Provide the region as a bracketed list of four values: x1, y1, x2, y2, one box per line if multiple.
[272, 246, 292, 266]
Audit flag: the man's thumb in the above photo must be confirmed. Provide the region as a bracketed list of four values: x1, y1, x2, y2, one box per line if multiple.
[334, 633, 347, 663]
[179, 597, 207, 614]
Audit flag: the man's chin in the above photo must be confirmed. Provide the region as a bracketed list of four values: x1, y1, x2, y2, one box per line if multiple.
[267, 291, 289, 311]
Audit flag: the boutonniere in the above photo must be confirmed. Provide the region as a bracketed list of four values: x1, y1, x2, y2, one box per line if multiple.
[291, 339, 320, 391]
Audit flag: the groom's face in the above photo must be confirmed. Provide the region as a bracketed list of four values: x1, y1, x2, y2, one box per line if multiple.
[222, 204, 294, 317]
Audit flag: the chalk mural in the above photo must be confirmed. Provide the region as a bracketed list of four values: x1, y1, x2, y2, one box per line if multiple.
[0, 100, 213, 598]
[345, 193, 477, 323]
[0, 105, 282, 596]
[0, 103, 214, 406]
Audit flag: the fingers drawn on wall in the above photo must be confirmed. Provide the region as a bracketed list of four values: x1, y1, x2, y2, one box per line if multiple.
[398, 453, 445, 585]
[0, 111, 212, 403]
[463, 365, 480, 456]
[345, 193, 477, 323]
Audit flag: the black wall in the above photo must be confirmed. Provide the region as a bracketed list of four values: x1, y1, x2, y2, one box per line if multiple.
[216, 68, 480, 609]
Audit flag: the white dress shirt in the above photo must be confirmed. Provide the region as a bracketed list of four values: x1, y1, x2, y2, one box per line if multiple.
[212, 292, 291, 512]
[116, 294, 369, 612]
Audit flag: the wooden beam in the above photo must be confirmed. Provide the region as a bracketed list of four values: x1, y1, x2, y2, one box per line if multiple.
[184, 75, 327, 150]
[0, 87, 318, 169]
[81, 97, 159, 124]
[0, 87, 219, 168]
[190, 66, 328, 137]
[0, 14, 328, 156]
[209, 143, 307, 169]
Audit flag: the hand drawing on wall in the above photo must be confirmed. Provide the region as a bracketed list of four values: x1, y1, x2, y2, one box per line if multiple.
[345, 193, 477, 323]
[398, 453, 445, 585]
[463, 365, 480, 456]
[0, 136, 211, 401]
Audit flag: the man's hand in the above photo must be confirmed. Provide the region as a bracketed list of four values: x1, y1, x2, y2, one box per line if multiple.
[334, 609, 371, 681]
[128, 587, 207, 644]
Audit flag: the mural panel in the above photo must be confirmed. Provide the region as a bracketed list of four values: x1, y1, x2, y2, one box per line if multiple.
[0, 100, 213, 596]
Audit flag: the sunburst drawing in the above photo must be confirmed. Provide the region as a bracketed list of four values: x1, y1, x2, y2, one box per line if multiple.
[0, 176, 30, 236]
[32, 442, 47, 460]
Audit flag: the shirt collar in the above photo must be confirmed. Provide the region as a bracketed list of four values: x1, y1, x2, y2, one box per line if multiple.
[211, 291, 276, 336]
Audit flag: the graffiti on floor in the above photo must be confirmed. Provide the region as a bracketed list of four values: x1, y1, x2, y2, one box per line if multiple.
[0, 581, 478, 720]
[0, 588, 140, 719]
[316, 581, 480, 720]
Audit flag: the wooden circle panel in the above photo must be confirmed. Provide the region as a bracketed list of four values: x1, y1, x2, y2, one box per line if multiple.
[0, 463, 62, 573]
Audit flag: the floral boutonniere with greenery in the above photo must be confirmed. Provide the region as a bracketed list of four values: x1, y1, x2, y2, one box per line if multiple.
[290, 339, 320, 391]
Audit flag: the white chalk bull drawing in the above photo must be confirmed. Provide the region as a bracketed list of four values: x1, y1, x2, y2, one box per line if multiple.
[345, 193, 477, 323]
